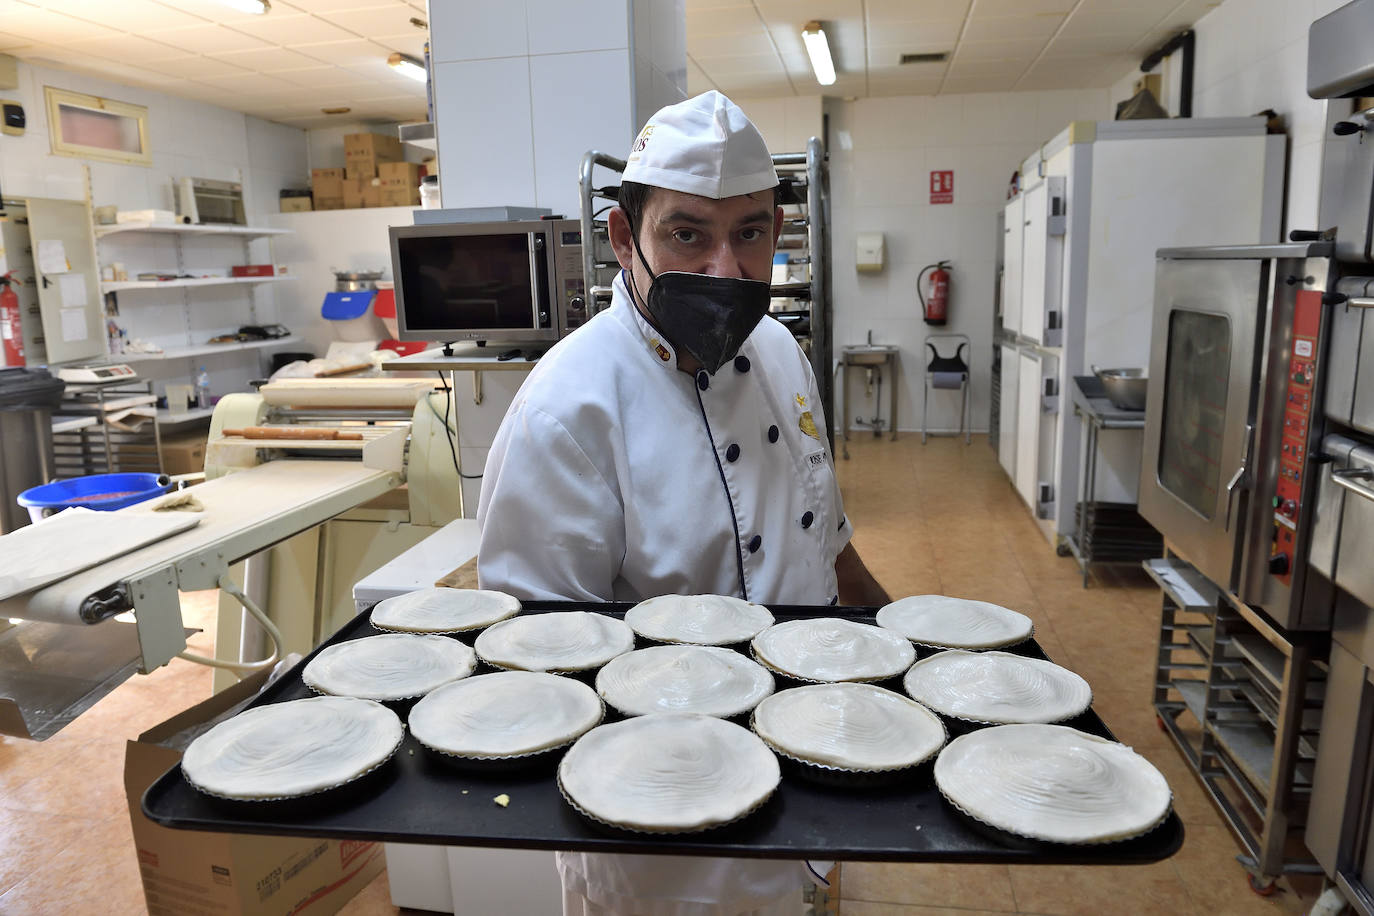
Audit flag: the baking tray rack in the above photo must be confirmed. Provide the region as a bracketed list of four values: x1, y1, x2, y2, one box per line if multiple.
[144, 602, 1185, 864]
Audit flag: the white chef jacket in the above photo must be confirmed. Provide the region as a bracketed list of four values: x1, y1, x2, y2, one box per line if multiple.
[476, 271, 851, 915]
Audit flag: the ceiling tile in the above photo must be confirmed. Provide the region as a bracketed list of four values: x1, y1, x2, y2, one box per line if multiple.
[324, 5, 424, 37]
[41, 0, 209, 31]
[140, 23, 273, 53]
[862, 0, 971, 20]
[687, 6, 765, 38]
[294, 38, 393, 65]
[865, 20, 963, 49]
[692, 53, 786, 77]
[138, 56, 256, 79]
[867, 46, 952, 71]
[232, 12, 356, 42]
[973, 0, 1073, 16]
[0, 4, 124, 41]
[868, 58, 948, 79]
[686, 56, 718, 88]
[962, 14, 1066, 41]
[954, 37, 1049, 61]
[274, 64, 373, 88]
[694, 31, 777, 58]
[944, 58, 1028, 79]
[282, 0, 409, 13]
[751, 0, 865, 26]
[378, 32, 426, 58]
[1059, 6, 1171, 37]
[0, 30, 38, 50]
[1045, 32, 1146, 56]
[197, 70, 303, 93]
[64, 34, 191, 62]
[211, 46, 325, 71]
[867, 77, 942, 97]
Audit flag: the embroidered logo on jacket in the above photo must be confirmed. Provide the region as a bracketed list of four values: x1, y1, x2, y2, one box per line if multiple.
[649, 337, 671, 362]
[799, 411, 819, 439]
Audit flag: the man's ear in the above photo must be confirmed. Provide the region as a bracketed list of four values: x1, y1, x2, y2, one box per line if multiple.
[772, 205, 784, 247]
[607, 207, 636, 271]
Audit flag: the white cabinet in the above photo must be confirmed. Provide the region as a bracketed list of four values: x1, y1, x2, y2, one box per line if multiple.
[1015, 349, 1059, 519]
[10, 198, 105, 365]
[997, 343, 1019, 480]
[1018, 177, 1065, 346]
[1000, 195, 1024, 336]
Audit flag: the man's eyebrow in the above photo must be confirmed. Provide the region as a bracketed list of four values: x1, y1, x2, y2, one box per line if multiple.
[657, 209, 711, 226]
[735, 209, 772, 225]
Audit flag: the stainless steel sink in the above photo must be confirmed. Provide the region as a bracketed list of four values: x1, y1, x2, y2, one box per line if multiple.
[842, 345, 897, 366]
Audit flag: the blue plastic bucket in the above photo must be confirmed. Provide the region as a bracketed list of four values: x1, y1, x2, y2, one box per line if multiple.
[17, 472, 171, 523]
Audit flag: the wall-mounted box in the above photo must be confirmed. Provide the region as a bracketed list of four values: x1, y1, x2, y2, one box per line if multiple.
[856, 232, 885, 273]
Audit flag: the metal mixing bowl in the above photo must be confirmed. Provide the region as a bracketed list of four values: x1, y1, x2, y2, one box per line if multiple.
[1093, 366, 1148, 411]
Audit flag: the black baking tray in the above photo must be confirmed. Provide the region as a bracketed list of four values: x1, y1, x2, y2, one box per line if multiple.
[143, 602, 1184, 864]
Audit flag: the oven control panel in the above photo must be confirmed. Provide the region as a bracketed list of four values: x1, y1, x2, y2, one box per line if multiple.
[1271, 288, 1324, 584]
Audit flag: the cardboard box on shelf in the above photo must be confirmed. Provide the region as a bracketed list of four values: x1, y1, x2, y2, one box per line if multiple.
[310, 167, 345, 201]
[315, 197, 343, 211]
[125, 670, 384, 916]
[280, 196, 312, 213]
[159, 431, 207, 476]
[344, 132, 403, 181]
[378, 186, 420, 208]
[342, 178, 381, 209]
[377, 161, 421, 189]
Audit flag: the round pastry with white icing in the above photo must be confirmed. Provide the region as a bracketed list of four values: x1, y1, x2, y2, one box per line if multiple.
[624, 594, 774, 645]
[876, 595, 1033, 649]
[751, 683, 946, 772]
[409, 671, 603, 759]
[750, 617, 915, 683]
[558, 713, 780, 833]
[595, 645, 775, 718]
[903, 650, 1091, 724]
[474, 611, 635, 673]
[181, 696, 403, 800]
[934, 723, 1172, 843]
[302, 634, 477, 701]
[370, 587, 520, 634]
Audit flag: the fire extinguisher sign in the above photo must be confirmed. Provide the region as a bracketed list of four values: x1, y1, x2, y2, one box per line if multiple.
[930, 170, 954, 205]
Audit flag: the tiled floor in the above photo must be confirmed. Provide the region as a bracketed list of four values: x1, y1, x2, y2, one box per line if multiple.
[0, 434, 1321, 914]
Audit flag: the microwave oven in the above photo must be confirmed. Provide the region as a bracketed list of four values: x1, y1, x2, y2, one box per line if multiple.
[389, 218, 588, 346]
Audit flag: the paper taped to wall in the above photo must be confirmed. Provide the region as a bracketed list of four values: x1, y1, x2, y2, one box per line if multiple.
[37, 239, 69, 274]
[60, 307, 87, 342]
[57, 273, 87, 308]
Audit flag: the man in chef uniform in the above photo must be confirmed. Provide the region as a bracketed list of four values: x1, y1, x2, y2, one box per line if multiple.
[477, 90, 889, 915]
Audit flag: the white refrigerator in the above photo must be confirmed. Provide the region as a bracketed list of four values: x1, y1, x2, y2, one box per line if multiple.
[996, 116, 1284, 542]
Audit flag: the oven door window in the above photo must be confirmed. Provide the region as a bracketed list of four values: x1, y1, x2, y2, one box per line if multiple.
[1158, 309, 1231, 518]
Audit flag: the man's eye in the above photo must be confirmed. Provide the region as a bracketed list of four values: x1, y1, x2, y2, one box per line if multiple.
[740, 227, 766, 241]
[672, 229, 698, 244]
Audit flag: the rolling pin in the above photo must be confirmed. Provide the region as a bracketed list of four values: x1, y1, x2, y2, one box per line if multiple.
[222, 427, 364, 440]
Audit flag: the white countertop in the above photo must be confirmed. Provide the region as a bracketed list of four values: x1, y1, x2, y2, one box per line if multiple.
[352, 518, 481, 604]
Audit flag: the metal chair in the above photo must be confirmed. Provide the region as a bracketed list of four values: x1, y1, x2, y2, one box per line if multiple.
[922, 333, 970, 444]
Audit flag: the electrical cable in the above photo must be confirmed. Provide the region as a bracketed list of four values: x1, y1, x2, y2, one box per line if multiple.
[434, 371, 483, 479]
[176, 572, 283, 678]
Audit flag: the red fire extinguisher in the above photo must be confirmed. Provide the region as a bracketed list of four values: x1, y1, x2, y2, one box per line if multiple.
[919, 260, 951, 326]
[0, 272, 23, 367]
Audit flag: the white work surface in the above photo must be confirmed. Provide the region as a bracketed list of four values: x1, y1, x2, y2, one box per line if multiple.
[352, 517, 480, 605]
[2, 460, 401, 627]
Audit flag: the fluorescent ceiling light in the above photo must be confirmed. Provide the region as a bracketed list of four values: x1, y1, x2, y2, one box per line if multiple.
[388, 52, 427, 83]
[214, 0, 270, 14]
[802, 20, 835, 86]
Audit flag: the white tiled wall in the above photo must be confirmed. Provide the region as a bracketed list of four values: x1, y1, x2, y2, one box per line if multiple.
[1106, 0, 1342, 235]
[820, 89, 1112, 435]
[0, 57, 309, 400]
[430, 0, 680, 220]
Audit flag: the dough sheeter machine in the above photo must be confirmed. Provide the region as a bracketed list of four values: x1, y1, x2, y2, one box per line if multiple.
[0, 377, 463, 740]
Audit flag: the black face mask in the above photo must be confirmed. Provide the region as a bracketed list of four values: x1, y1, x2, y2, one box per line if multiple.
[628, 227, 771, 375]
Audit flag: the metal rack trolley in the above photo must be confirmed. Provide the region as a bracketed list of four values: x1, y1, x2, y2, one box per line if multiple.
[1147, 556, 1327, 888]
[577, 140, 834, 443]
[52, 377, 163, 476]
[1061, 375, 1156, 585]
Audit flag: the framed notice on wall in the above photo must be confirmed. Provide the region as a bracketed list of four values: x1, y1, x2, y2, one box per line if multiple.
[930, 171, 953, 205]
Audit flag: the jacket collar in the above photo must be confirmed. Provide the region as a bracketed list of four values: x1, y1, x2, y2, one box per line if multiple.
[613, 270, 678, 370]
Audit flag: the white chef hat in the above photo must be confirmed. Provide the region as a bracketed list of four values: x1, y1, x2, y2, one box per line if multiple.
[622, 91, 778, 200]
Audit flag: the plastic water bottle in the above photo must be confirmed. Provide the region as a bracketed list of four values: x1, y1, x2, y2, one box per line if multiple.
[195, 366, 211, 409]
